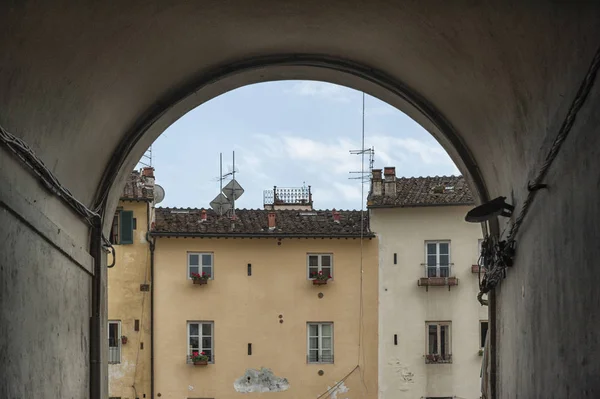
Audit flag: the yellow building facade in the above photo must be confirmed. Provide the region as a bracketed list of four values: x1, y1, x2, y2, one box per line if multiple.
[107, 169, 155, 399]
[151, 205, 379, 399]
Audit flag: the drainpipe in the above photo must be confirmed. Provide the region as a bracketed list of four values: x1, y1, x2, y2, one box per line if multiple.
[489, 290, 497, 399]
[147, 229, 155, 399]
[90, 223, 104, 399]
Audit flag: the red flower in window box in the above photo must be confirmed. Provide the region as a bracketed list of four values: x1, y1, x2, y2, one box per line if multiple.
[311, 271, 331, 285]
[191, 272, 210, 285]
[191, 351, 209, 365]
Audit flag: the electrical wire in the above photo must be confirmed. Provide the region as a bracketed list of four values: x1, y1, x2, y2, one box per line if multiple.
[477, 43, 600, 302]
[0, 124, 116, 254]
[508, 43, 600, 243]
[357, 91, 368, 390]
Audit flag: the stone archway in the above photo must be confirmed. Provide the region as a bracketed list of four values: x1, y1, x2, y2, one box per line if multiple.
[1, 2, 599, 398]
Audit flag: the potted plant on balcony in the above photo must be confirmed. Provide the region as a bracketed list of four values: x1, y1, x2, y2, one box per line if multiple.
[311, 271, 330, 285]
[191, 351, 209, 365]
[191, 272, 210, 285]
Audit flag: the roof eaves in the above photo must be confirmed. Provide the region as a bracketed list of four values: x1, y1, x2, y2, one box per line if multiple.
[150, 231, 375, 239]
[368, 201, 475, 209]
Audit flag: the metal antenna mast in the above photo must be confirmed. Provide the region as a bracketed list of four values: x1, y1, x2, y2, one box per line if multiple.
[138, 145, 153, 168]
[349, 93, 374, 184]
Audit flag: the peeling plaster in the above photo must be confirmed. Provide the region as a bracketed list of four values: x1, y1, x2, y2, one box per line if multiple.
[388, 360, 414, 383]
[234, 368, 289, 393]
[325, 381, 349, 399]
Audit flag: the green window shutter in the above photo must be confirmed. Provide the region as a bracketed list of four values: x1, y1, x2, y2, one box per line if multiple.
[120, 210, 134, 244]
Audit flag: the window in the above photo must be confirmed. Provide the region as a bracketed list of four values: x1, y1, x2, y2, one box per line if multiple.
[188, 321, 214, 363]
[307, 254, 333, 279]
[108, 320, 121, 364]
[426, 322, 451, 363]
[188, 253, 213, 279]
[480, 321, 489, 349]
[307, 322, 334, 363]
[425, 241, 450, 277]
[109, 210, 134, 245]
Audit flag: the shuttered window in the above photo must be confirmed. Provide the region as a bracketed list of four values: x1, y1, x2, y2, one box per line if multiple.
[119, 210, 134, 244]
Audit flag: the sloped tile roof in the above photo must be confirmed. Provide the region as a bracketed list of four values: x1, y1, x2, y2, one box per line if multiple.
[121, 170, 154, 201]
[367, 175, 474, 208]
[152, 208, 372, 238]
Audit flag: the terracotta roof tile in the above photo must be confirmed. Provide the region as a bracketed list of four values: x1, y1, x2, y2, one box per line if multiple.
[152, 208, 372, 237]
[367, 175, 474, 208]
[120, 170, 154, 201]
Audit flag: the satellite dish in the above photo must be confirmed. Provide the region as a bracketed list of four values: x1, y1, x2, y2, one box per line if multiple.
[210, 193, 231, 215]
[223, 179, 245, 201]
[154, 184, 165, 204]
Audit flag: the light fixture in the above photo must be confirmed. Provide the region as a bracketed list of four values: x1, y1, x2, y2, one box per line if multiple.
[465, 196, 514, 223]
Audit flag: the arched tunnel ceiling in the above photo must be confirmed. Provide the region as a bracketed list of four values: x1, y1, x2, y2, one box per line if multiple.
[1, 1, 599, 220]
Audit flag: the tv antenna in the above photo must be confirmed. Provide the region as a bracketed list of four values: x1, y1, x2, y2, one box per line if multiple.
[138, 145, 153, 168]
[210, 152, 244, 217]
[349, 92, 374, 183]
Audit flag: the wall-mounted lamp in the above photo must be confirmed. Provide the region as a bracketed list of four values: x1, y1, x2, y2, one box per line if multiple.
[465, 196, 514, 223]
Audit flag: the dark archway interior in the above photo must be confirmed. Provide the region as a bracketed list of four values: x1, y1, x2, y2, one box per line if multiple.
[1, 2, 599, 398]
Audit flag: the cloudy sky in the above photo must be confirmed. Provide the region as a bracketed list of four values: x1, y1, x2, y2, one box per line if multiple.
[143, 81, 459, 210]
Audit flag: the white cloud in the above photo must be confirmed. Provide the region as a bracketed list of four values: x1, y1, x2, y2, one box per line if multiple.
[238, 132, 458, 209]
[287, 81, 354, 102]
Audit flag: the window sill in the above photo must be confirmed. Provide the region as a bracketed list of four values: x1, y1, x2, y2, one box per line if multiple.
[425, 354, 452, 364]
[418, 277, 458, 291]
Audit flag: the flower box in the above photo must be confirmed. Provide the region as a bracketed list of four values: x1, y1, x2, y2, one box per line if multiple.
[417, 277, 458, 291]
[472, 264, 485, 273]
[191, 272, 210, 285]
[190, 351, 209, 365]
[312, 279, 328, 285]
[425, 353, 452, 364]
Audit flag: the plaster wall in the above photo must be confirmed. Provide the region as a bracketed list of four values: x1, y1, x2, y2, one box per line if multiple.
[153, 237, 378, 399]
[494, 73, 600, 398]
[1, 3, 600, 398]
[107, 201, 152, 399]
[0, 151, 92, 399]
[371, 205, 485, 399]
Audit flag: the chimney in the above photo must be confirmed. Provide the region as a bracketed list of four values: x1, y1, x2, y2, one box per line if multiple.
[200, 209, 207, 222]
[371, 169, 383, 196]
[142, 167, 155, 178]
[333, 209, 340, 223]
[384, 167, 396, 197]
[268, 211, 276, 230]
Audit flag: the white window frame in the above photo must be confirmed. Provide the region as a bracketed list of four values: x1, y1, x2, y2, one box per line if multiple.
[424, 241, 451, 277]
[307, 322, 334, 364]
[187, 321, 214, 364]
[480, 320, 489, 349]
[108, 320, 121, 364]
[307, 253, 333, 280]
[425, 321, 452, 360]
[187, 252, 214, 280]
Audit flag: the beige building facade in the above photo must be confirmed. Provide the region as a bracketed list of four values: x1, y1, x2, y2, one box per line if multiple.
[369, 168, 486, 399]
[107, 169, 156, 399]
[150, 202, 379, 399]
